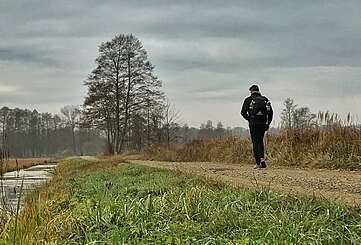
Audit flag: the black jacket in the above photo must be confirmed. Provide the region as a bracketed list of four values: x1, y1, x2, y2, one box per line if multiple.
[241, 92, 273, 126]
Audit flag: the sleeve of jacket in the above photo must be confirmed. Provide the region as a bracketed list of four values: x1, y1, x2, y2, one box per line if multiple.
[267, 99, 274, 125]
[240, 98, 250, 121]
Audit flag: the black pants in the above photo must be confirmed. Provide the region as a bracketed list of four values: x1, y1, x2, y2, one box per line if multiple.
[249, 124, 267, 165]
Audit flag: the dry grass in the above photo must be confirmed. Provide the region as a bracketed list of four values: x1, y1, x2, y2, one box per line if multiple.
[0, 158, 51, 173]
[146, 138, 253, 164]
[146, 123, 361, 170]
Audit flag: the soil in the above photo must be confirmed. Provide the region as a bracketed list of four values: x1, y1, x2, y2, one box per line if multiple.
[130, 160, 361, 207]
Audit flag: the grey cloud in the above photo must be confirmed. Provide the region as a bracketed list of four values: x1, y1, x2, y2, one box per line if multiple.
[3, 1, 361, 69]
[0, 46, 59, 66]
[194, 89, 242, 102]
[0, 91, 80, 105]
[0, 0, 361, 126]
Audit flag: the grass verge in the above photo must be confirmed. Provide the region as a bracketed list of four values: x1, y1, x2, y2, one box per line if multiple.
[1, 158, 361, 244]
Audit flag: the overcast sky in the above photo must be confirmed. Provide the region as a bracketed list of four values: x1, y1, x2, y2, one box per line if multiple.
[0, 1, 360, 128]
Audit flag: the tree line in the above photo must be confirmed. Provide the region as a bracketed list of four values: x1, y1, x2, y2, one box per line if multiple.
[0, 106, 104, 158]
[0, 34, 187, 157]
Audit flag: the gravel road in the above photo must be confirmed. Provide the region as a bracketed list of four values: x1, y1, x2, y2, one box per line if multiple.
[130, 160, 361, 207]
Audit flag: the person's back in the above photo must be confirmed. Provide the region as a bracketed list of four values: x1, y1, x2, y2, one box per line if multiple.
[241, 85, 273, 169]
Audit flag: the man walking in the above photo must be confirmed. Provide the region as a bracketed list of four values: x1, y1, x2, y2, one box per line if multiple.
[241, 85, 273, 169]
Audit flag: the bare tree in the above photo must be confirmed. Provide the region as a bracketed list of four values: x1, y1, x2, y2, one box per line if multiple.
[281, 98, 316, 130]
[162, 100, 181, 147]
[61, 105, 81, 155]
[83, 34, 164, 154]
[293, 107, 316, 129]
[281, 98, 297, 129]
[215, 121, 226, 139]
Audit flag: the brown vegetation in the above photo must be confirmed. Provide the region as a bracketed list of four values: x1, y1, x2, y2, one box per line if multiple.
[145, 123, 361, 170]
[1, 158, 51, 173]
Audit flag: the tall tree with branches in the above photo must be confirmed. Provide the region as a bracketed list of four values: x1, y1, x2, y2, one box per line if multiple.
[83, 34, 164, 154]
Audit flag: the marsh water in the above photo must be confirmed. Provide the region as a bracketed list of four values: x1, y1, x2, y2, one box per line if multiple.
[0, 163, 57, 212]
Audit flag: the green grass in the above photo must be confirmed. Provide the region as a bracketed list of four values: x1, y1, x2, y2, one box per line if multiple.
[1, 159, 361, 244]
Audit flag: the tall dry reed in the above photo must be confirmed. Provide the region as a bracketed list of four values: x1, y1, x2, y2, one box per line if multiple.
[146, 118, 361, 169]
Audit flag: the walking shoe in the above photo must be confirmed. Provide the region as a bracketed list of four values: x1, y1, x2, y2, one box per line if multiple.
[254, 164, 262, 169]
[260, 160, 267, 168]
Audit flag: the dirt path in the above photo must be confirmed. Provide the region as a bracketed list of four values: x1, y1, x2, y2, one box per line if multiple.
[130, 160, 361, 207]
[67, 156, 99, 161]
